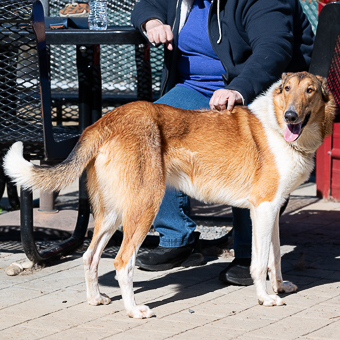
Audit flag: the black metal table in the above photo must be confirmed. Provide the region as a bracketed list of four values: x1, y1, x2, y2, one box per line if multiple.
[44, 18, 150, 129]
[46, 25, 146, 45]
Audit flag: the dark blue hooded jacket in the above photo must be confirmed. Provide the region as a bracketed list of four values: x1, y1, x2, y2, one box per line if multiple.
[131, 0, 314, 104]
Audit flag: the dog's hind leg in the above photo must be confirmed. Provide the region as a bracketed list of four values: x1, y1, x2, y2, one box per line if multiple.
[114, 190, 164, 319]
[83, 160, 122, 306]
[268, 211, 297, 295]
[83, 211, 121, 306]
[90, 122, 164, 318]
[250, 202, 285, 307]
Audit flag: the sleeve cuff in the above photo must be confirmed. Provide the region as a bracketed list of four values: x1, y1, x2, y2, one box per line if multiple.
[234, 90, 245, 105]
[141, 18, 164, 34]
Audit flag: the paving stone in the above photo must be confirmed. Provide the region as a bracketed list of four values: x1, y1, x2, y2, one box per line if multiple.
[161, 308, 222, 325]
[295, 303, 340, 320]
[0, 287, 43, 309]
[0, 324, 58, 340]
[190, 301, 251, 317]
[208, 315, 274, 331]
[24, 308, 110, 331]
[0, 315, 30, 331]
[235, 336, 277, 340]
[42, 326, 116, 339]
[135, 317, 198, 334]
[68, 300, 124, 316]
[247, 316, 331, 339]
[303, 320, 340, 339]
[320, 294, 340, 306]
[108, 329, 174, 340]
[298, 280, 340, 298]
[168, 324, 244, 340]
[151, 301, 202, 318]
[83, 313, 145, 330]
[281, 274, 323, 287]
[234, 304, 305, 321]
[281, 291, 330, 308]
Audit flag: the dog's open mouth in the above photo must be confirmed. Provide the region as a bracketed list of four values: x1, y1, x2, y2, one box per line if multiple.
[284, 112, 311, 143]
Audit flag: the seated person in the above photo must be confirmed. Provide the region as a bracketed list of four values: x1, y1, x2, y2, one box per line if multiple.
[131, 0, 314, 285]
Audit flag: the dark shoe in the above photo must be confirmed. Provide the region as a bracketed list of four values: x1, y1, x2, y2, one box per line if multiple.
[219, 258, 253, 286]
[181, 252, 205, 268]
[135, 245, 193, 271]
[136, 232, 204, 271]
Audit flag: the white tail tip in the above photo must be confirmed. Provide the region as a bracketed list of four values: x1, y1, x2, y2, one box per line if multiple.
[3, 141, 34, 189]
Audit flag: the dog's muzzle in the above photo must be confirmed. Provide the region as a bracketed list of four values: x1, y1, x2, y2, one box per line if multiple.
[283, 110, 311, 143]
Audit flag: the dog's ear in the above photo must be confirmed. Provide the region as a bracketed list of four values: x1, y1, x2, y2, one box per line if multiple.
[281, 72, 293, 82]
[322, 91, 336, 139]
[316, 75, 330, 102]
[322, 101, 335, 139]
[274, 73, 291, 95]
[314, 75, 334, 138]
[274, 83, 283, 95]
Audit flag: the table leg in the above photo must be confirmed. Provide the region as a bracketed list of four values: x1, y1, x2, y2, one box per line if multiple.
[135, 43, 152, 102]
[20, 172, 90, 263]
[77, 44, 93, 130]
[92, 44, 102, 123]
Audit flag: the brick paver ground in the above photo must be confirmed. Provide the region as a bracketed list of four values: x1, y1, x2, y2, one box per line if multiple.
[1, 182, 340, 339]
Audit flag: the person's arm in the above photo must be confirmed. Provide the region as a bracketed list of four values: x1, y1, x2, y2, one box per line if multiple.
[131, 0, 174, 50]
[224, 0, 295, 106]
[131, 0, 168, 35]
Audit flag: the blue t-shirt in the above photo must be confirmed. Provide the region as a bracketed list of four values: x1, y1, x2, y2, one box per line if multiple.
[177, 0, 225, 98]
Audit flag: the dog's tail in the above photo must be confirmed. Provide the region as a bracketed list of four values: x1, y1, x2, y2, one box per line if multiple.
[3, 124, 104, 192]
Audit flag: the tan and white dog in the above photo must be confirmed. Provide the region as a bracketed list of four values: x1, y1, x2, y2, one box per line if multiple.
[3, 72, 335, 318]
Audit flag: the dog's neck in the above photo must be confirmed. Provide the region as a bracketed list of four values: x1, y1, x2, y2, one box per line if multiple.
[289, 123, 323, 156]
[288, 142, 316, 156]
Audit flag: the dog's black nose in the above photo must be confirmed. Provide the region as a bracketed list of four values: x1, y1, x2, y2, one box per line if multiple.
[284, 110, 298, 123]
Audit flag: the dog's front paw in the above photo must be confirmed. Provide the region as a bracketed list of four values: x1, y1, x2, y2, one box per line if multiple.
[276, 281, 298, 294]
[127, 305, 155, 319]
[258, 294, 285, 307]
[88, 293, 111, 306]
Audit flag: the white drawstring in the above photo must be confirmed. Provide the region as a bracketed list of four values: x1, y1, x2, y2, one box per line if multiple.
[216, 0, 222, 44]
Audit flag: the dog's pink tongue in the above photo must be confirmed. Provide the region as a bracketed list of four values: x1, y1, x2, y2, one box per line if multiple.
[284, 124, 301, 143]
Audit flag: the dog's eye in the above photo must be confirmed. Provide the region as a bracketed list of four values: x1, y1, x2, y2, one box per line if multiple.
[284, 86, 290, 91]
[307, 87, 314, 94]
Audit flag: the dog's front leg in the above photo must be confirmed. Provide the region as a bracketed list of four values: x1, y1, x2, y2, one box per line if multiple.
[250, 202, 285, 307]
[268, 211, 297, 295]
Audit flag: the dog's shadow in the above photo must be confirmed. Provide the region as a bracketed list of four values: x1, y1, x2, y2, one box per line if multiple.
[98, 260, 228, 307]
[279, 208, 340, 293]
[97, 208, 340, 307]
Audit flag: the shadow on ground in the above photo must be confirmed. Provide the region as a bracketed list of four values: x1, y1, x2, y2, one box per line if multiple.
[93, 209, 340, 306]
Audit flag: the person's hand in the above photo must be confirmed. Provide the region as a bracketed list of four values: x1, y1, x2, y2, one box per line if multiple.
[144, 19, 173, 50]
[209, 89, 243, 111]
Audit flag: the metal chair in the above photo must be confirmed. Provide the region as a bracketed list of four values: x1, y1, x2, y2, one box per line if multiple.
[309, 2, 340, 200]
[0, 0, 90, 263]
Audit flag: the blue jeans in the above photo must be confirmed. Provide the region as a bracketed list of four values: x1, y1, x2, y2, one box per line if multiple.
[154, 85, 252, 258]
